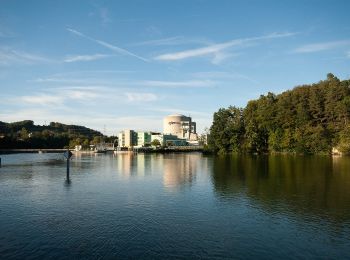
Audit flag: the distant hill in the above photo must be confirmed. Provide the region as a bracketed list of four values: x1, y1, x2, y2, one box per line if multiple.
[209, 73, 350, 154]
[0, 120, 105, 149]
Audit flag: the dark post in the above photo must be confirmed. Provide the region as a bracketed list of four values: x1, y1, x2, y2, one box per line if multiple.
[66, 154, 70, 180]
[0, 157, 1, 168]
[63, 149, 73, 181]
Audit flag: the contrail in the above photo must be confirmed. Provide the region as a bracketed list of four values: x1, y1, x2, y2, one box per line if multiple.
[67, 27, 149, 62]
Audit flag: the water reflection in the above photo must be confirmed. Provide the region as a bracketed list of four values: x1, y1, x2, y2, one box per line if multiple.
[112, 152, 200, 191]
[162, 153, 199, 191]
[1, 153, 350, 259]
[116, 152, 135, 177]
[212, 155, 350, 223]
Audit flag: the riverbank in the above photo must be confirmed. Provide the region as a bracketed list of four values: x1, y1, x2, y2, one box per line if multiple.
[0, 149, 74, 154]
[0, 146, 205, 155]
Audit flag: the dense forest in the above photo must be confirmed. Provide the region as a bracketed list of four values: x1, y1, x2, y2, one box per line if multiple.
[0, 120, 110, 149]
[208, 74, 350, 154]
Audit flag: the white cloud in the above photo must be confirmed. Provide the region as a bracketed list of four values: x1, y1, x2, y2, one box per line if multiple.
[294, 40, 350, 53]
[142, 80, 217, 88]
[67, 27, 149, 62]
[211, 52, 237, 65]
[64, 54, 111, 63]
[347, 51, 350, 58]
[33, 77, 91, 84]
[125, 92, 158, 102]
[19, 95, 64, 106]
[154, 32, 295, 61]
[0, 47, 51, 66]
[14, 87, 101, 107]
[64, 89, 99, 100]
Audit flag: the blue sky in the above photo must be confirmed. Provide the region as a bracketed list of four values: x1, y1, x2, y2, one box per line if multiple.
[1, 0, 350, 135]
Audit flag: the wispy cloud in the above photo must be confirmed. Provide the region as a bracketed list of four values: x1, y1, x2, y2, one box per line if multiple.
[64, 54, 111, 63]
[142, 80, 217, 88]
[211, 52, 238, 65]
[16, 87, 100, 107]
[67, 27, 148, 62]
[19, 94, 64, 106]
[154, 32, 296, 62]
[10, 86, 161, 109]
[0, 47, 51, 66]
[294, 40, 350, 53]
[134, 36, 184, 46]
[347, 51, 350, 58]
[125, 92, 158, 102]
[133, 36, 210, 46]
[192, 71, 260, 84]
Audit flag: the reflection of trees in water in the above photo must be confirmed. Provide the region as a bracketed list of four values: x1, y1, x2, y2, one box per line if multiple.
[163, 153, 200, 191]
[212, 155, 350, 223]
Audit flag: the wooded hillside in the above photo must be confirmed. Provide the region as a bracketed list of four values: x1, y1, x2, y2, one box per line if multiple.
[209, 74, 350, 154]
[0, 120, 105, 149]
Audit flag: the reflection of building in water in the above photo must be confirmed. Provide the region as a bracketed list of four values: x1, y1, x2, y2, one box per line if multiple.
[115, 153, 151, 177]
[136, 154, 146, 176]
[116, 152, 135, 177]
[163, 154, 200, 191]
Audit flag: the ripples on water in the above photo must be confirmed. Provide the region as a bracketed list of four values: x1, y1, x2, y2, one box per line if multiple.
[0, 152, 350, 259]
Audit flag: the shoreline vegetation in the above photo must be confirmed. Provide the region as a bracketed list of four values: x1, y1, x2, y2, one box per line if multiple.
[0, 121, 115, 150]
[208, 74, 350, 155]
[1, 74, 349, 156]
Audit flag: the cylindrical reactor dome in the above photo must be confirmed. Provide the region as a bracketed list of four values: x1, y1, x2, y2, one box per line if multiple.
[163, 114, 191, 137]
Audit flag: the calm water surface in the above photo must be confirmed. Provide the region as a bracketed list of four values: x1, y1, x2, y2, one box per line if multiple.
[0, 152, 350, 259]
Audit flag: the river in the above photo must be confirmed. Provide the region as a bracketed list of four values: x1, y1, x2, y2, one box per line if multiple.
[0, 152, 350, 259]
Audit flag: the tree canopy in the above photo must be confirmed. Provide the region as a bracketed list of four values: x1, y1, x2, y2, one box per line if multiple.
[0, 121, 105, 149]
[209, 74, 350, 154]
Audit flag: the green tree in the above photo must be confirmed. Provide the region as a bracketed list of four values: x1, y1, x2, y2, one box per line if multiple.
[151, 139, 161, 147]
[209, 106, 244, 154]
[19, 127, 29, 140]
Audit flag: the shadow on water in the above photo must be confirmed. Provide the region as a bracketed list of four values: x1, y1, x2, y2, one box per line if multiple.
[211, 154, 350, 224]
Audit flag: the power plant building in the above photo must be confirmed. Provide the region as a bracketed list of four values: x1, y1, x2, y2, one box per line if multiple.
[117, 114, 198, 148]
[163, 114, 197, 141]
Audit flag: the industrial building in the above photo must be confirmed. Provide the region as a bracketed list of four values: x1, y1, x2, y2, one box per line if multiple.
[137, 132, 152, 147]
[117, 114, 198, 148]
[163, 114, 197, 141]
[118, 130, 137, 148]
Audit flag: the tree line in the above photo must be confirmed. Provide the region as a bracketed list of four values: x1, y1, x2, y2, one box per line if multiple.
[0, 120, 114, 149]
[208, 74, 350, 154]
